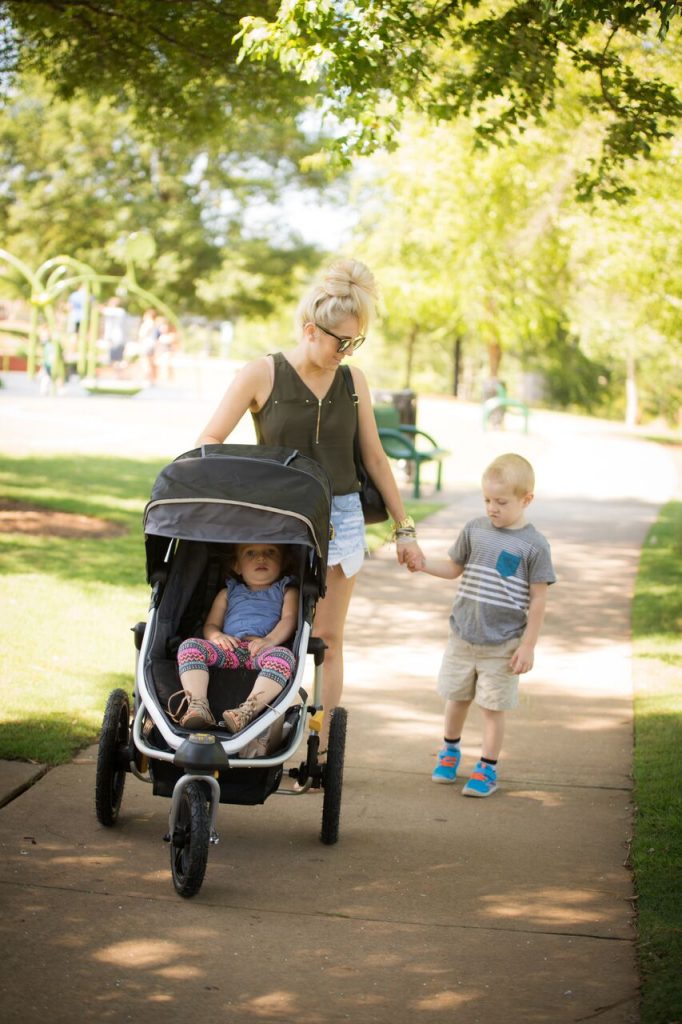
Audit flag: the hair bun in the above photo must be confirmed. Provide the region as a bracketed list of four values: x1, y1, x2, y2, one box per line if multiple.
[295, 257, 378, 335]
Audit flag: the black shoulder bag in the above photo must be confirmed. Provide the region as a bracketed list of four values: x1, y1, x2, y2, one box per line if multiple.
[341, 365, 388, 525]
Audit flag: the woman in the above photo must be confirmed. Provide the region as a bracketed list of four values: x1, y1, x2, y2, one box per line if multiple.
[196, 258, 425, 750]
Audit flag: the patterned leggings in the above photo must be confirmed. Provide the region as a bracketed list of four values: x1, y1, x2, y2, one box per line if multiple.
[177, 637, 295, 690]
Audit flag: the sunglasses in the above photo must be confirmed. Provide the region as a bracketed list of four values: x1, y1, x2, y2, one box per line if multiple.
[314, 322, 366, 353]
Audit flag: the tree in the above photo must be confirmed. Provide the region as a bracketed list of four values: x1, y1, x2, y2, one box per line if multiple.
[3, 3, 679, 199]
[348, 84, 682, 421]
[239, 1, 682, 199]
[0, 1, 314, 148]
[0, 78, 323, 315]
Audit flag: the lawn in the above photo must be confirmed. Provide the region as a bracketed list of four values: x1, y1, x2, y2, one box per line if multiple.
[631, 499, 682, 1023]
[0, 452, 441, 762]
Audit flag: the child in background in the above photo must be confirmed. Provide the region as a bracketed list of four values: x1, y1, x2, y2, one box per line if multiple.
[413, 453, 555, 797]
[170, 543, 299, 733]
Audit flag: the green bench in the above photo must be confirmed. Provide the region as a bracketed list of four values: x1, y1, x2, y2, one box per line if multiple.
[374, 404, 449, 499]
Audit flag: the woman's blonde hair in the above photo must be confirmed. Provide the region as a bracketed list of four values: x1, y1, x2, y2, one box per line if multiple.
[482, 453, 535, 496]
[295, 258, 378, 336]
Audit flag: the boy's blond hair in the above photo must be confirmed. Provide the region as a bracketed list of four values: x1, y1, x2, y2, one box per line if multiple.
[482, 453, 535, 496]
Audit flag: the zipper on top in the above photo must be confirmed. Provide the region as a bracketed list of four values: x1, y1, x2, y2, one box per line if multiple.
[315, 398, 322, 443]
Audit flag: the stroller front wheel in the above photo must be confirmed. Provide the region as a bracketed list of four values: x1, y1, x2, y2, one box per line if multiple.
[170, 781, 210, 898]
[95, 688, 131, 827]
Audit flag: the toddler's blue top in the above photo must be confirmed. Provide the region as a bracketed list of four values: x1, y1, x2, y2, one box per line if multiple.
[223, 576, 293, 638]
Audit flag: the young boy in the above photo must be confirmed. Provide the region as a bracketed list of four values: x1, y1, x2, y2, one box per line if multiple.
[415, 453, 555, 797]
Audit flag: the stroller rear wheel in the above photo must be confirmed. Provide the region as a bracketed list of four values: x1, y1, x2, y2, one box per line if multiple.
[320, 706, 347, 845]
[95, 688, 131, 826]
[170, 781, 210, 898]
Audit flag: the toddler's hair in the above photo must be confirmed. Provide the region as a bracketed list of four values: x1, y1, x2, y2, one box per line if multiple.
[483, 453, 535, 496]
[295, 258, 378, 336]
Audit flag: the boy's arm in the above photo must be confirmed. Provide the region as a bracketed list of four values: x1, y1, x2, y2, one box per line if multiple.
[416, 556, 464, 580]
[509, 582, 549, 674]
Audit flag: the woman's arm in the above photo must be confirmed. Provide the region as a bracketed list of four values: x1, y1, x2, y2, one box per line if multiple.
[196, 357, 273, 445]
[349, 366, 425, 569]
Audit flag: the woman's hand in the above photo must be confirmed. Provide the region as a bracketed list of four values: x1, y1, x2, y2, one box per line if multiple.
[396, 538, 425, 571]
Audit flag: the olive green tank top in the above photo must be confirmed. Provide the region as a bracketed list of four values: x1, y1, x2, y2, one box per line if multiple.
[252, 353, 360, 495]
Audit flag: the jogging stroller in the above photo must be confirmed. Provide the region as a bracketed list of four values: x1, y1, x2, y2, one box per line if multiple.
[94, 444, 346, 898]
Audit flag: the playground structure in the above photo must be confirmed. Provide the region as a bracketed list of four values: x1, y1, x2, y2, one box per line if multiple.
[0, 233, 179, 391]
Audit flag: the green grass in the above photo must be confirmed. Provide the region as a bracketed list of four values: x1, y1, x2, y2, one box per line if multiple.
[632, 500, 682, 1023]
[0, 453, 443, 763]
[0, 453, 162, 763]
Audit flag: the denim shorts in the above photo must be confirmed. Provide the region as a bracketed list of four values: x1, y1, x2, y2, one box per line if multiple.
[328, 492, 367, 578]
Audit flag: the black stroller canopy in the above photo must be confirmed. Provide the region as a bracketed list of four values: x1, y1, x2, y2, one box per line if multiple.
[144, 444, 332, 586]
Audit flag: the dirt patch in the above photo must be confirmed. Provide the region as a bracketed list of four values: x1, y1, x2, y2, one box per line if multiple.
[0, 500, 127, 539]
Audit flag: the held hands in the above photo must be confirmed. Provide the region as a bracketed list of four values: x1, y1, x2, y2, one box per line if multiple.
[396, 538, 425, 572]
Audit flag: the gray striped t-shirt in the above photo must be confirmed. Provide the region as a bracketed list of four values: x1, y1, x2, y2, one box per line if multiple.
[448, 517, 555, 645]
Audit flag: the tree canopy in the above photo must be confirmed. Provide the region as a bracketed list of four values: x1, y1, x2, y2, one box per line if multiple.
[2, 2, 679, 197]
[239, 1, 682, 199]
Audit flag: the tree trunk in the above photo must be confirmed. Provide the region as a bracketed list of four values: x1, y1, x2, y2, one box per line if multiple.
[405, 323, 417, 389]
[488, 341, 502, 377]
[625, 349, 638, 427]
[452, 334, 462, 396]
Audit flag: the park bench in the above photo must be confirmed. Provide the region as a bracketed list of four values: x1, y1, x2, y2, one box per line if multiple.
[482, 384, 530, 433]
[374, 404, 449, 499]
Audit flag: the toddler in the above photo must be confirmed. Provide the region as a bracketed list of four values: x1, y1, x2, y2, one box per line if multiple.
[170, 543, 299, 733]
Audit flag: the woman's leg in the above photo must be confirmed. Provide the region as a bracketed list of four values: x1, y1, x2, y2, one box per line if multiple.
[310, 564, 357, 749]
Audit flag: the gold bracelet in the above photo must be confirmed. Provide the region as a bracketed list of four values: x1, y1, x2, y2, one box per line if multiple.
[391, 515, 416, 541]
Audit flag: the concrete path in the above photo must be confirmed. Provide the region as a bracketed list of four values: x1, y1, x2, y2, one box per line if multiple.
[0, 368, 679, 1023]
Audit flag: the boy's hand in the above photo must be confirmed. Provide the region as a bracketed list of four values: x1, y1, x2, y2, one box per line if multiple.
[509, 642, 535, 674]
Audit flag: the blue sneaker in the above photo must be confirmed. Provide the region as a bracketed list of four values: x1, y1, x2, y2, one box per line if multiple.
[462, 761, 497, 797]
[431, 746, 461, 784]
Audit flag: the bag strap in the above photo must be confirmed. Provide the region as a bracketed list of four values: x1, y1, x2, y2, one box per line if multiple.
[340, 365, 362, 468]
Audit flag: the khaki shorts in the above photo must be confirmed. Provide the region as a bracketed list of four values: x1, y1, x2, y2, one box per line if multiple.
[437, 632, 520, 711]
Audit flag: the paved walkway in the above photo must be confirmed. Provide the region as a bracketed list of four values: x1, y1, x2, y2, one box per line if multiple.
[0, 368, 679, 1023]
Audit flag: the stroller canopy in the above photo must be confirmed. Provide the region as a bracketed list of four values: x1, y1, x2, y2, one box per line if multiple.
[144, 444, 332, 588]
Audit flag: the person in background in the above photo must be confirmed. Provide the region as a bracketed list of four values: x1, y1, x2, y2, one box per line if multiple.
[137, 307, 159, 383]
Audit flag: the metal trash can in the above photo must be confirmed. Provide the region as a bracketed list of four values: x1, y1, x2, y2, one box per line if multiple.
[372, 388, 417, 426]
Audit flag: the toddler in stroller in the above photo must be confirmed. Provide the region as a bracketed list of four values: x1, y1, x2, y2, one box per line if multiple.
[169, 542, 299, 733]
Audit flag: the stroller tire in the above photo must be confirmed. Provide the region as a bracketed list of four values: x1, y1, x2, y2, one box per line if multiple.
[320, 706, 347, 846]
[170, 781, 210, 898]
[95, 688, 131, 827]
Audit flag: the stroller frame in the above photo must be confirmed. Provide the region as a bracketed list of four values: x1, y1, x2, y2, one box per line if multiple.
[95, 444, 346, 898]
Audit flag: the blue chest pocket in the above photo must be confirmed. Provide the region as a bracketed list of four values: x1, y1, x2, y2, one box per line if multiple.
[496, 550, 522, 578]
